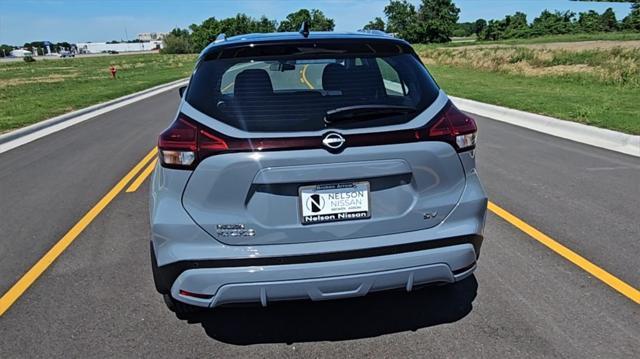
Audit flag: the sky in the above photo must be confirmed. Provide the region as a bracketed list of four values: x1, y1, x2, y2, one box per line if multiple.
[0, 0, 635, 45]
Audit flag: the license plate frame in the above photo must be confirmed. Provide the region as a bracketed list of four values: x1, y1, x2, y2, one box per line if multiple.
[299, 181, 371, 225]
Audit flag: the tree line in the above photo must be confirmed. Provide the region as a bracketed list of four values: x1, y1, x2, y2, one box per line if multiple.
[366, 0, 639, 42]
[162, 9, 335, 54]
[474, 4, 639, 40]
[5, 0, 636, 57]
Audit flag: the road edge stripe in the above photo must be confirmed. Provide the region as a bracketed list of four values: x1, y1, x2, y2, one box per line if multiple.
[126, 158, 158, 193]
[0, 147, 158, 316]
[488, 201, 640, 305]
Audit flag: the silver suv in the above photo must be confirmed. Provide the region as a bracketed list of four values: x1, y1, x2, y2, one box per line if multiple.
[150, 29, 487, 317]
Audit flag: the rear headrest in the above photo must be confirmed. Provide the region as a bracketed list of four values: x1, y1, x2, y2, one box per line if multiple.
[322, 63, 385, 98]
[234, 69, 273, 97]
[322, 63, 348, 91]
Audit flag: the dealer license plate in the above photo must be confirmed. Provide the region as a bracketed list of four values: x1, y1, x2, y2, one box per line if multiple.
[299, 182, 370, 225]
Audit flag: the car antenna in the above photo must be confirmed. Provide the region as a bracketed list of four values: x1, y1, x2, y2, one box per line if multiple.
[299, 21, 310, 38]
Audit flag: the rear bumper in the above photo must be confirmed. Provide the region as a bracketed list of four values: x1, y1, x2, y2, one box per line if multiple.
[152, 235, 481, 308]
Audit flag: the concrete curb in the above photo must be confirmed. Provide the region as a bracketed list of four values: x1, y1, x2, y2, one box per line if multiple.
[451, 96, 640, 158]
[0, 78, 189, 153]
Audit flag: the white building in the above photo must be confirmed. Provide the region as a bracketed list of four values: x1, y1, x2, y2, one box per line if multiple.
[137, 32, 167, 41]
[9, 49, 33, 57]
[76, 41, 163, 54]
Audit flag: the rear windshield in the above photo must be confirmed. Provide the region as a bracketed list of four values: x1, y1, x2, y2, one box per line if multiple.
[186, 42, 440, 132]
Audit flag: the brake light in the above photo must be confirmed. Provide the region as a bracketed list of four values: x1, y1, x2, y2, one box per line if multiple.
[158, 115, 229, 169]
[425, 102, 477, 151]
[158, 102, 476, 170]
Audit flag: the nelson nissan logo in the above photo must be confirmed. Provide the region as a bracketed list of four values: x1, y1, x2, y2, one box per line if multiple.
[322, 133, 346, 150]
[306, 194, 325, 213]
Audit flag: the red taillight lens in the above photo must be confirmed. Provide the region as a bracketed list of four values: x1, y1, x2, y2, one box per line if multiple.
[158, 115, 229, 169]
[427, 103, 477, 151]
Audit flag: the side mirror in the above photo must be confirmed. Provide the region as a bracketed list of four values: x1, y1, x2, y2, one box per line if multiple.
[178, 86, 187, 98]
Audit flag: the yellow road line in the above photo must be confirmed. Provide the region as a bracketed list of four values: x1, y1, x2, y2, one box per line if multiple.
[488, 201, 640, 305]
[0, 147, 158, 316]
[126, 158, 157, 193]
[221, 81, 234, 93]
[301, 64, 314, 89]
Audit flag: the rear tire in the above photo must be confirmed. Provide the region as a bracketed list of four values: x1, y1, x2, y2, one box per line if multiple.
[163, 294, 203, 319]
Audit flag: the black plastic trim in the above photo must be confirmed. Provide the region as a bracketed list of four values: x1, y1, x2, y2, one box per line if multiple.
[151, 234, 483, 294]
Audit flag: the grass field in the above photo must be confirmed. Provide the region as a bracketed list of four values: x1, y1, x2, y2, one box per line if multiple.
[415, 32, 640, 49]
[1, 34, 639, 136]
[417, 38, 640, 134]
[0, 53, 196, 132]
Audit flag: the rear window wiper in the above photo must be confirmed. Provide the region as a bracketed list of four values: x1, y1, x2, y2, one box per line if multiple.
[324, 105, 416, 124]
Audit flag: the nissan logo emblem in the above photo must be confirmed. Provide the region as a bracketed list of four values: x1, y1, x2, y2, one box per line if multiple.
[322, 133, 346, 150]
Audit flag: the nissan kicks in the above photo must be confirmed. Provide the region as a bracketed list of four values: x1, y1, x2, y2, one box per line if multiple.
[150, 28, 487, 317]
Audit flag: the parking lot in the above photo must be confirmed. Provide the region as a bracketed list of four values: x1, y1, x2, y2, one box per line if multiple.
[0, 88, 638, 357]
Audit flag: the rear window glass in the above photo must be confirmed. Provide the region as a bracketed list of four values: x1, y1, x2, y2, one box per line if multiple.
[187, 43, 440, 132]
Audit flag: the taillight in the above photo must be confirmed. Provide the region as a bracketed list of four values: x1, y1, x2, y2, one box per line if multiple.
[158, 115, 229, 169]
[424, 102, 477, 151]
[159, 102, 476, 170]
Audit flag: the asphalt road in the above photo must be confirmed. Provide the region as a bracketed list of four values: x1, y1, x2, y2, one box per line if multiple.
[0, 88, 639, 358]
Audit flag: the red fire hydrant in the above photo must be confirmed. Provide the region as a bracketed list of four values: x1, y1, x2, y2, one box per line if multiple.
[109, 65, 117, 79]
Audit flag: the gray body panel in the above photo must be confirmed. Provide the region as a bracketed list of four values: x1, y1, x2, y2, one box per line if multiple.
[182, 141, 466, 245]
[151, 150, 485, 264]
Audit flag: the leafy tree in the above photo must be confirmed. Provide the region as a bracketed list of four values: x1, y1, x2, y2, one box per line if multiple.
[277, 9, 335, 32]
[414, 0, 461, 43]
[384, 0, 419, 42]
[578, 10, 605, 32]
[600, 7, 618, 31]
[0, 44, 14, 57]
[189, 17, 223, 51]
[254, 15, 278, 33]
[503, 12, 530, 38]
[363, 17, 386, 31]
[161, 28, 194, 54]
[474, 19, 487, 36]
[188, 13, 279, 52]
[530, 10, 576, 36]
[453, 22, 475, 37]
[481, 19, 507, 40]
[622, 2, 640, 31]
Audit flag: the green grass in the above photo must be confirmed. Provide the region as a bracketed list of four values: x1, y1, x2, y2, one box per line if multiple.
[428, 64, 640, 135]
[0, 53, 196, 132]
[414, 32, 640, 50]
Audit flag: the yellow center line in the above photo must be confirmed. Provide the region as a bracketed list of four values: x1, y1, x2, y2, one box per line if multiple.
[301, 64, 314, 89]
[126, 158, 158, 193]
[488, 201, 640, 305]
[0, 147, 158, 317]
[221, 81, 234, 92]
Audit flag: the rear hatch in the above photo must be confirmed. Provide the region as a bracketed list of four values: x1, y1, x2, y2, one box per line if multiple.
[182, 140, 466, 245]
[169, 38, 476, 245]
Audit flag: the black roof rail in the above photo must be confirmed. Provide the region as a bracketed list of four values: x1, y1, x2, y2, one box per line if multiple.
[299, 21, 310, 38]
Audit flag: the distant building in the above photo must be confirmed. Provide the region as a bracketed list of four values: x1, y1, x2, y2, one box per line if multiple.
[76, 41, 163, 54]
[137, 32, 167, 41]
[9, 49, 33, 57]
